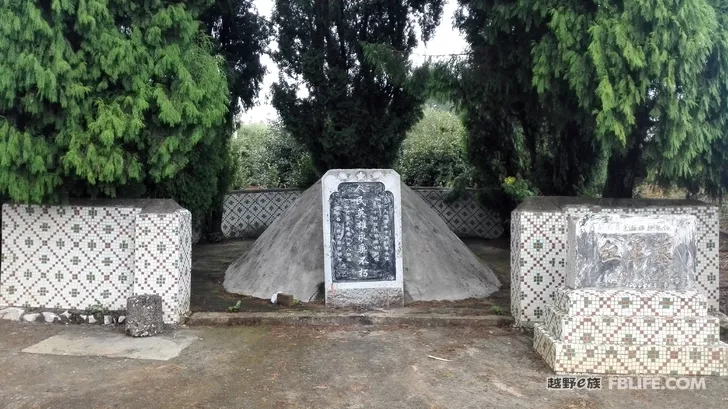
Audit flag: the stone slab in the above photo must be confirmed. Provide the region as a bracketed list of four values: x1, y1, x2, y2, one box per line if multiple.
[185, 310, 514, 327]
[322, 169, 404, 307]
[566, 213, 696, 290]
[22, 330, 198, 361]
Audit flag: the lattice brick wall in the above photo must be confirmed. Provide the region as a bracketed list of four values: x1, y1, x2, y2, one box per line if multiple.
[0, 201, 191, 323]
[220, 187, 503, 240]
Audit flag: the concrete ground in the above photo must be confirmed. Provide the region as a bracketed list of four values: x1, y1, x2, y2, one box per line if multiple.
[2, 321, 728, 409]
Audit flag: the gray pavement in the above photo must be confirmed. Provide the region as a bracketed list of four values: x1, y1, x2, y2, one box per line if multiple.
[1, 321, 727, 409]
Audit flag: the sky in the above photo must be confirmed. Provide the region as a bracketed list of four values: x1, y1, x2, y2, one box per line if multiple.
[239, 0, 467, 123]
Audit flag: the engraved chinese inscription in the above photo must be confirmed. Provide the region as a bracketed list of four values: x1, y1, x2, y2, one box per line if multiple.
[329, 182, 395, 282]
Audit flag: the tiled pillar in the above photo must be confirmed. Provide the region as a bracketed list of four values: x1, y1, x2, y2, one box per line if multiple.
[132, 209, 192, 324]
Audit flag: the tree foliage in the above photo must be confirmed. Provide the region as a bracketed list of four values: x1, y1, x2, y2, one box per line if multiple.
[159, 0, 269, 227]
[229, 121, 318, 189]
[0, 0, 227, 208]
[452, 0, 728, 198]
[271, 0, 445, 172]
[395, 106, 469, 187]
[427, 0, 605, 199]
[0, 0, 269, 225]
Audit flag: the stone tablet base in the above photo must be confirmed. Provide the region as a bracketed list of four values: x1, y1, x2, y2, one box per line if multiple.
[326, 287, 404, 308]
[534, 288, 728, 375]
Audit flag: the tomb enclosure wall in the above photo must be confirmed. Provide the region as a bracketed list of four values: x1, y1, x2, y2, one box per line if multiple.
[0, 200, 191, 323]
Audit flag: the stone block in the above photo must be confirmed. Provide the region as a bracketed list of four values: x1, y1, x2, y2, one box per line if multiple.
[42, 312, 59, 323]
[126, 295, 164, 337]
[0, 307, 24, 321]
[22, 313, 41, 322]
[276, 293, 295, 307]
[567, 213, 696, 290]
[509, 198, 719, 327]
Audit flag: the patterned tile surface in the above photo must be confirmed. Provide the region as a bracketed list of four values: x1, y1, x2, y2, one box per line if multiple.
[221, 189, 302, 238]
[512, 199, 720, 326]
[1, 202, 191, 323]
[133, 210, 192, 323]
[534, 324, 728, 376]
[544, 306, 719, 346]
[553, 288, 708, 317]
[412, 188, 503, 238]
[510, 210, 567, 325]
[176, 211, 192, 322]
[1, 204, 138, 310]
[221, 187, 503, 240]
[534, 286, 726, 375]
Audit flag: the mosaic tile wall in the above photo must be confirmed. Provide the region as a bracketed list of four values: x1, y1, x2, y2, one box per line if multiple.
[511, 198, 720, 327]
[511, 209, 568, 327]
[133, 210, 192, 323]
[221, 187, 503, 240]
[222, 189, 303, 239]
[533, 288, 728, 375]
[0, 201, 191, 323]
[1, 205, 139, 311]
[412, 188, 504, 239]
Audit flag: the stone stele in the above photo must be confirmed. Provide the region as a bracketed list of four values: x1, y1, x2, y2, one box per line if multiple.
[222, 180, 500, 304]
[566, 213, 697, 290]
[322, 169, 404, 307]
[126, 294, 164, 337]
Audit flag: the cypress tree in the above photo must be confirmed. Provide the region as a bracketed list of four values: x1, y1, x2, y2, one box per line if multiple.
[271, 0, 445, 172]
[0, 0, 229, 213]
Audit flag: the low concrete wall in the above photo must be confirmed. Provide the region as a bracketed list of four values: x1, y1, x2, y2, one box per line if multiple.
[0, 200, 191, 323]
[510, 197, 720, 327]
[219, 187, 503, 240]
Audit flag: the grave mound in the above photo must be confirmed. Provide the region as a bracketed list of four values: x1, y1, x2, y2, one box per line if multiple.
[223, 180, 500, 303]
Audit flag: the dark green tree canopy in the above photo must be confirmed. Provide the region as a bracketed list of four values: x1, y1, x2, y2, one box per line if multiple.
[156, 0, 269, 226]
[0, 0, 229, 205]
[197, 0, 269, 113]
[271, 0, 444, 172]
[449, 0, 728, 198]
[430, 0, 603, 197]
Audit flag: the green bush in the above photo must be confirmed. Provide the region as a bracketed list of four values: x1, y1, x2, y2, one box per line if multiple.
[229, 122, 318, 189]
[395, 108, 469, 187]
[502, 176, 538, 202]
